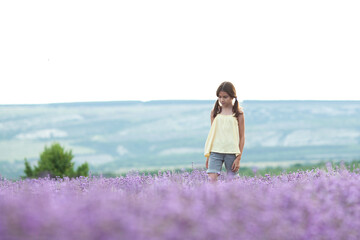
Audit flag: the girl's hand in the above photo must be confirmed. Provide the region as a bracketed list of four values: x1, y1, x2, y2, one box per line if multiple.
[206, 157, 209, 169]
[232, 157, 241, 172]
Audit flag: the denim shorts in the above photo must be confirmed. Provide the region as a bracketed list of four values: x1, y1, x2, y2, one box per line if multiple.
[207, 152, 238, 176]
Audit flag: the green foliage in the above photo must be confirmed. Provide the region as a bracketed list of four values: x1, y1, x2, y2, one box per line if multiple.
[22, 142, 89, 179]
[76, 161, 90, 177]
[240, 159, 360, 177]
[24, 158, 34, 178]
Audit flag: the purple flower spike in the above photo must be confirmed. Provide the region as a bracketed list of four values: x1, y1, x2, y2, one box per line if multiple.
[1, 167, 360, 239]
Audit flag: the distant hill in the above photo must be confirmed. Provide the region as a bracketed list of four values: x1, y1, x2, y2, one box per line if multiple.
[1, 100, 360, 180]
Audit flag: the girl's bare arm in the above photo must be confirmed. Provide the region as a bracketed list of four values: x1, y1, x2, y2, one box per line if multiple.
[237, 112, 245, 159]
[206, 110, 215, 163]
[210, 109, 214, 125]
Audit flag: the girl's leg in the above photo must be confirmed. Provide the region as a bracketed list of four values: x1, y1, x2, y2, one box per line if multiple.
[206, 152, 224, 182]
[208, 173, 218, 182]
[224, 154, 238, 179]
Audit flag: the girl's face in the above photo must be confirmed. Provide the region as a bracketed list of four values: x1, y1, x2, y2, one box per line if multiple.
[218, 91, 233, 107]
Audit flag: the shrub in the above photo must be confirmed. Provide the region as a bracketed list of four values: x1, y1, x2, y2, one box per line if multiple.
[22, 142, 89, 179]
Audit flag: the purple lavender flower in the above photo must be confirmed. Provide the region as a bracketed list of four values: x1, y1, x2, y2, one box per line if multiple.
[1, 166, 360, 239]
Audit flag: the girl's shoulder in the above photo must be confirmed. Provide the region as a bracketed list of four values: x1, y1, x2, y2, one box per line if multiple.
[238, 106, 244, 114]
[236, 108, 245, 121]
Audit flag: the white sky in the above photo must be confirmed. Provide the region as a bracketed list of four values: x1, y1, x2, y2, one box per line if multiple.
[0, 0, 359, 104]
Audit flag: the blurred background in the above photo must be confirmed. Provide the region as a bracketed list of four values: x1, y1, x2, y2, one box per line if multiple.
[1, 100, 360, 179]
[1, 0, 359, 179]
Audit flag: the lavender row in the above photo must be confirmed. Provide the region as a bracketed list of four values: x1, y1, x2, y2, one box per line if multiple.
[1, 165, 360, 240]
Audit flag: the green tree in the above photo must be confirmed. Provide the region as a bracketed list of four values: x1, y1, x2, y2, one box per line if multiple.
[24, 158, 34, 178]
[22, 142, 89, 179]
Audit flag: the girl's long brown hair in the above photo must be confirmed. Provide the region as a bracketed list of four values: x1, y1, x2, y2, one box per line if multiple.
[212, 81, 243, 119]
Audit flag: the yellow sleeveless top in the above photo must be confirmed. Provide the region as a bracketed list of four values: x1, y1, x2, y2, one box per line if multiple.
[204, 113, 241, 157]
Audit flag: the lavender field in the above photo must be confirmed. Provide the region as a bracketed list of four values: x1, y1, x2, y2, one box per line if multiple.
[1, 164, 360, 240]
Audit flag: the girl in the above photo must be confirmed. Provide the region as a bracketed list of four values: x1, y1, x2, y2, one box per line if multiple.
[204, 81, 245, 181]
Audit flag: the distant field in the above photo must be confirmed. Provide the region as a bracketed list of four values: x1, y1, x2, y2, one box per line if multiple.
[94, 159, 360, 179]
[1, 100, 360, 180]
